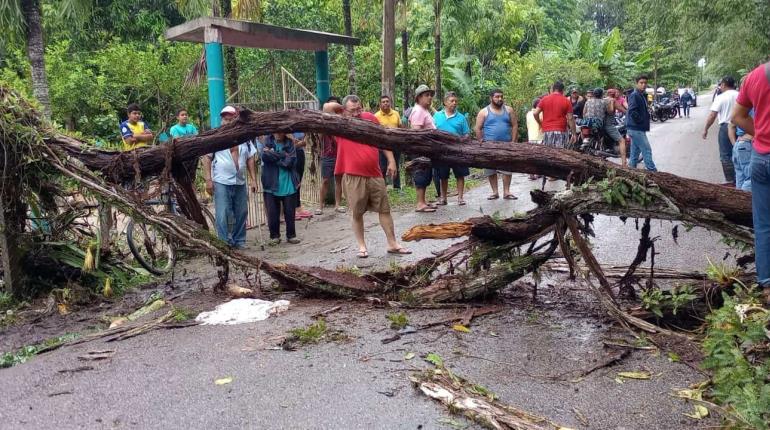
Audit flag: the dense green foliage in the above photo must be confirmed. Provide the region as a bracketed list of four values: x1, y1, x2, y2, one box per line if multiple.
[4, 0, 766, 143]
[702, 293, 770, 429]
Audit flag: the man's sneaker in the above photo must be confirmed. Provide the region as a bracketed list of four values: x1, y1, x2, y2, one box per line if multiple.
[287, 237, 301, 244]
[268, 238, 281, 246]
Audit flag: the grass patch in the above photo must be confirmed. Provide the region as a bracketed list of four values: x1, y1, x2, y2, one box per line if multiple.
[0, 291, 16, 312]
[387, 168, 485, 210]
[289, 320, 329, 345]
[1, 333, 80, 368]
[387, 311, 409, 329]
[170, 306, 197, 322]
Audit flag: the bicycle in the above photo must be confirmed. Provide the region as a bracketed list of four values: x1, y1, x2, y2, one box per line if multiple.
[126, 188, 214, 275]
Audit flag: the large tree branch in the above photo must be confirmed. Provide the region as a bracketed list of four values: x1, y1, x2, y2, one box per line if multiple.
[46, 109, 751, 231]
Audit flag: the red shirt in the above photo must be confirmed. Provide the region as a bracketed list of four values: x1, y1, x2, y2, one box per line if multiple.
[334, 112, 383, 177]
[321, 135, 336, 158]
[538, 93, 573, 132]
[736, 64, 770, 154]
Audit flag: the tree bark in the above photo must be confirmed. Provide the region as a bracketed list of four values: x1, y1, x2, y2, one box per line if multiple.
[433, 0, 442, 100]
[220, 0, 239, 101]
[0, 148, 27, 297]
[343, 0, 357, 94]
[382, 0, 397, 99]
[400, 0, 410, 109]
[22, 0, 51, 119]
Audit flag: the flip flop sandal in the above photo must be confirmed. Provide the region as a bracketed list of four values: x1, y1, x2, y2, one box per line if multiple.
[357, 250, 369, 258]
[435, 200, 448, 206]
[503, 195, 518, 200]
[487, 194, 499, 200]
[335, 206, 348, 213]
[415, 207, 437, 213]
[387, 247, 412, 255]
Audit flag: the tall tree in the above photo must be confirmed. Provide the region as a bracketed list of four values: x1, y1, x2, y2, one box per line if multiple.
[22, 0, 50, 118]
[399, 0, 409, 108]
[343, 0, 357, 94]
[433, 0, 442, 99]
[381, 0, 396, 98]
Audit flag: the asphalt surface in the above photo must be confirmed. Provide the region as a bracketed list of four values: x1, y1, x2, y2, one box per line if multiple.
[0, 94, 730, 429]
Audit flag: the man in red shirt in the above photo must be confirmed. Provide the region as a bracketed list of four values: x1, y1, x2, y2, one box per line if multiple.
[534, 81, 577, 149]
[733, 62, 770, 303]
[323, 95, 411, 258]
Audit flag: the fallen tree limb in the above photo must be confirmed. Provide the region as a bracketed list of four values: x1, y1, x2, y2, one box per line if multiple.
[411, 367, 568, 430]
[45, 109, 751, 234]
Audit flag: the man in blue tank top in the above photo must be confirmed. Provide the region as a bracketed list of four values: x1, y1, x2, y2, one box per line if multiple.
[474, 89, 519, 200]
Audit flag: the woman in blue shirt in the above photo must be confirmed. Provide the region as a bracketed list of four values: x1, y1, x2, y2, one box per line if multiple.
[259, 133, 301, 245]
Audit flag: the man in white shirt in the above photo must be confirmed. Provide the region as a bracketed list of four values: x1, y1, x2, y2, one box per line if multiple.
[202, 106, 258, 249]
[702, 76, 739, 183]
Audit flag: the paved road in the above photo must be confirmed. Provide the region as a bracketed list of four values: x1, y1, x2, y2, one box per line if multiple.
[0, 94, 729, 430]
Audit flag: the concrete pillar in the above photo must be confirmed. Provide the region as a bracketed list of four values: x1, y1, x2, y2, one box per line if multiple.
[205, 27, 226, 128]
[314, 50, 330, 105]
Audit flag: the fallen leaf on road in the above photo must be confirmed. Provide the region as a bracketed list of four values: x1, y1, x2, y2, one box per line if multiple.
[675, 388, 703, 401]
[488, 331, 499, 337]
[404, 352, 415, 360]
[57, 303, 70, 315]
[616, 371, 651, 380]
[684, 404, 709, 419]
[215, 377, 233, 385]
[452, 324, 471, 333]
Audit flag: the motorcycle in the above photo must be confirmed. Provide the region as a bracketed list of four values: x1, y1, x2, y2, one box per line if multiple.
[578, 115, 626, 159]
[649, 99, 673, 122]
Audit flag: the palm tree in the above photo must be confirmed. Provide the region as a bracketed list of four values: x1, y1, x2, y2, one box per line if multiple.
[177, 0, 262, 101]
[0, 0, 90, 118]
[433, 0, 442, 99]
[343, 0, 356, 94]
[381, 0, 396, 99]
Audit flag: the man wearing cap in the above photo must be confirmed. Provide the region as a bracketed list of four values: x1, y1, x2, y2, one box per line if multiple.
[201, 106, 258, 249]
[408, 84, 438, 212]
[475, 89, 519, 200]
[703, 76, 739, 184]
[323, 95, 411, 258]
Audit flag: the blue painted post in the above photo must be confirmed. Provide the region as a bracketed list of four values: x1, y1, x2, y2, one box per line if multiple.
[205, 27, 226, 128]
[314, 50, 330, 106]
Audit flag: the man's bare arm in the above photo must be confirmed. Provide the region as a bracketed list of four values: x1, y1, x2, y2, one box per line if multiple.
[732, 103, 755, 137]
[508, 106, 519, 142]
[474, 109, 486, 139]
[702, 111, 718, 139]
[533, 107, 543, 127]
[323, 102, 344, 114]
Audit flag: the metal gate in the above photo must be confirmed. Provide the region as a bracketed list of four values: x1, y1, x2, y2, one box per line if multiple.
[229, 62, 321, 243]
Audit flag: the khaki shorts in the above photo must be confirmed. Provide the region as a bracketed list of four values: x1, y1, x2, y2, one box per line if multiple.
[343, 175, 391, 216]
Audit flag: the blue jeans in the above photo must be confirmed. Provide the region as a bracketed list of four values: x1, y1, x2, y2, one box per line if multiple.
[213, 182, 249, 248]
[751, 152, 770, 287]
[627, 129, 657, 171]
[733, 139, 753, 192]
[718, 123, 736, 183]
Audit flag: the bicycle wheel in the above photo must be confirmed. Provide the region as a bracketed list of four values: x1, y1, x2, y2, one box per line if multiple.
[127, 218, 176, 275]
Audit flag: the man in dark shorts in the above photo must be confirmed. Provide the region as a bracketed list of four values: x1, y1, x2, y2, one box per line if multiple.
[316, 96, 346, 215]
[433, 91, 471, 205]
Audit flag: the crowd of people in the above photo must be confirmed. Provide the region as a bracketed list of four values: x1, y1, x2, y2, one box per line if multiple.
[118, 64, 770, 302]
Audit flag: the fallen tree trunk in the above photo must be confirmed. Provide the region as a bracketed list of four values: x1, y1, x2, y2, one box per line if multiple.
[46, 109, 752, 232]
